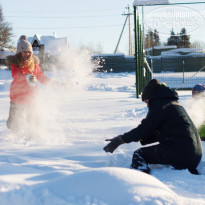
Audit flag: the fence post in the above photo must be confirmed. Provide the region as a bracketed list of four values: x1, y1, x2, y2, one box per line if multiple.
[133, 5, 152, 98]
[182, 60, 185, 83]
[134, 6, 139, 98]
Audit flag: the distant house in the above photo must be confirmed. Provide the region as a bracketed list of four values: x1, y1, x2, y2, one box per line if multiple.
[145, 45, 177, 56]
[28, 33, 69, 69]
[133, 0, 169, 6]
[28, 33, 69, 55]
[146, 47, 205, 73]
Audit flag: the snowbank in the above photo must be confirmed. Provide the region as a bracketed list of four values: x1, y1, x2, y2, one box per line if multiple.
[0, 168, 181, 205]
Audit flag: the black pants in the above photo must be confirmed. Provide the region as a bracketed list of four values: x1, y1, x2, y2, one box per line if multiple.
[131, 145, 169, 172]
[131, 145, 199, 174]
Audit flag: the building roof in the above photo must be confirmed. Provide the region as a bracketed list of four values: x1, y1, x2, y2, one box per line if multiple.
[28, 34, 69, 55]
[133, 0, 169, 6]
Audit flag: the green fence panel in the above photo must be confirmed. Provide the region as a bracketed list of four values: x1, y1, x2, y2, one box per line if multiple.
[134, 7, 152, 98]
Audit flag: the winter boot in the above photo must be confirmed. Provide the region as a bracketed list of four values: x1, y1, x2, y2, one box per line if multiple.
[188, 168, 199, 175]
[131, 149, 151, 174]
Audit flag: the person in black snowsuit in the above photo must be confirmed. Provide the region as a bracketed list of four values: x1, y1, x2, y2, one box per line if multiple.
[104, 79, 202, 174]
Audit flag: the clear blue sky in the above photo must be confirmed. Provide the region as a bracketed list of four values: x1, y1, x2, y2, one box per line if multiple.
[1, 0, 205, 54]
[0, 0, 135, 54]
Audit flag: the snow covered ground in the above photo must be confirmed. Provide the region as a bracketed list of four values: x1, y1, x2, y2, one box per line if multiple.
[0, 52, 205, 204]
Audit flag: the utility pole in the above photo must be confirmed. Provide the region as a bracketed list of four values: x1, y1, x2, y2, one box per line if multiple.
[114, 5, 133, 55]
[125, 5, 133, 56]
[114, 15, 128, 54]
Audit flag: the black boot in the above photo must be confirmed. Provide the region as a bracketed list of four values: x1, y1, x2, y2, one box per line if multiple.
[131, 149, 151, 174]
[188, 168, 199, 175]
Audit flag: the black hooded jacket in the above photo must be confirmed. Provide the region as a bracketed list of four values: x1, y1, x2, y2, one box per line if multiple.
[121, 84, 202, 169]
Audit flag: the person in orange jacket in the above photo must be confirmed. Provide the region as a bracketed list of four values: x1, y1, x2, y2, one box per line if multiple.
[6, 35, 50, 136]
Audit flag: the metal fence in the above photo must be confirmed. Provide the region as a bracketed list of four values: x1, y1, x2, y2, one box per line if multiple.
[134, 7, 152, 98]
[133, 1, 205, 97]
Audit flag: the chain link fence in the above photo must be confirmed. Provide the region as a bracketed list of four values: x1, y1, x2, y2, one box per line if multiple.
[134, 0, 205, 96]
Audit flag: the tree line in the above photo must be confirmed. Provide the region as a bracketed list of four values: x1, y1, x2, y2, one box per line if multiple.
[144, 28, 191, 49]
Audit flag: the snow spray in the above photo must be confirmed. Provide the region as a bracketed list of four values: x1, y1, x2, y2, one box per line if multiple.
[24, 48, 98, 145]
[50, 48, 96, 89]
[185, 97, 205, 129]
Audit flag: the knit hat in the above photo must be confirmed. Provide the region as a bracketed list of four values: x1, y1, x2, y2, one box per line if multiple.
[141, 79, 161, 101]
[192, 84, 205, 97]
[16, 35, 33, 54]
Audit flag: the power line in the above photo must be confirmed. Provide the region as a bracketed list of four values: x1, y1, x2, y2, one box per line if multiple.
[5, 14, 121, 19]
[14, 24, 126, 30]
[3, 7, 126, 13]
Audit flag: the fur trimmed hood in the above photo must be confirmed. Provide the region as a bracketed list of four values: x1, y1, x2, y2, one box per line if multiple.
[6, 54, 39, 66]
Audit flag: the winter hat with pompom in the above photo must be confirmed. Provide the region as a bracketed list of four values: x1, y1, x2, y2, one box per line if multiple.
[16, 35, 33, 54]
[141, 79, 161, 101]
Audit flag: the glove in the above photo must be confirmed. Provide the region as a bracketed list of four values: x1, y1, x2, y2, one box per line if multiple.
[103, 135, 125, 153]
[29, 75, 36, 82]
[26, 74, 37, 87]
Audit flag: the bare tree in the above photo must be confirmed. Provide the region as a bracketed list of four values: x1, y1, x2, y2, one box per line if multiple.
[191, 41, 205, 49]
[0, 5, 13, 48]
[95, 42, 104, 55]
[79, 42, 104, 55]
